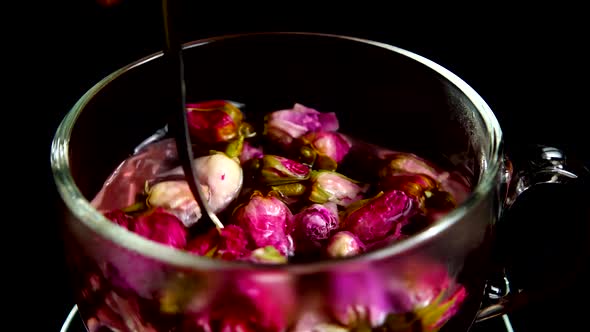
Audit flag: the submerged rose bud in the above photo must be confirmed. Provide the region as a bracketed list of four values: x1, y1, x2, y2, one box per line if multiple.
[233, 273, 296, 331]
[309, 171, 368, 207]
[379, 173, 437, 194]
[233, 192, 294, 255]
[291, 310, 349, 332]
[133, 207, 187, 248]
[309, 324, 351, 332]
[265, 103, 339, 147]
[292, 203, 339, 253]
[199, 273, 295, 331]
[343, 190, 415, 243]
[185, 227, 220, 256]
[386, 261, 453, 312]
[216, 225, 250, 260]
[326, 231, 364, 258]
[430, 286, 467, 329]
[379, 173, 438, 209]
[329, 269, 391, 328]
[147, 181, 203, 227]
[260, 155, 311, 185]
[301, 131, 352, 166]
[238, 141, 264, 164]
[186, 100, 244, 143]
[249, 246, 288, 264]
[104, 209, 134, 229]
[191, 154, 243, 212]
[219, 318, 256, 332]
[379, 152, 472, 206]
[271, 183, 308, 198]
[151, 153, 243, 227]
[186, 225, 250, 261]
[379, 153, 439, 180]
[88, 291, 157, 332]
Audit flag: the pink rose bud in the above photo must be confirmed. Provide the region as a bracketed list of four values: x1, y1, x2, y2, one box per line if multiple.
[133, 207, 188, 248]
[249, 246, 288, 264]
[216, 225, 250, 261]
[265, 103, 339, 147]
[309, 171, 368, 207]
[292, 203, 339, 254]
[343, 190, 416, 243]
[238, 141, 264, 164]
[233, 192, 294, 256]
[301, 131, 352, 165]
[104, 209, 134, 230]
[326, 231, 365, 258]
[186, 100, 244, 143]
[260, 154, 311, 185]
[185, 227, 220, 256]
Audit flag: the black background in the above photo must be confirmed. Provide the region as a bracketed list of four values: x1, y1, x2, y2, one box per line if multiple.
[13, 1, 589, 331]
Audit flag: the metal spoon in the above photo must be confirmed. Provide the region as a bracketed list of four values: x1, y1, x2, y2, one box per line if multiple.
[160, 0, 224, 229]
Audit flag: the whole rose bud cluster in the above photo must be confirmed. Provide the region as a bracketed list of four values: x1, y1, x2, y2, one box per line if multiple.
[98, 100, 470, 263]
[90, 100, 471, 331]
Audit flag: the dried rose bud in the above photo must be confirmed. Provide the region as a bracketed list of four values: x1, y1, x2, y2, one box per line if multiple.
[430, 286, 467, 329]
[147, 181, 203, 227]
[291, 310, 349, 332]
[309, 171, 368, 207]
[219, 318, 257, 332]
[386, 261, 452, 312]
[382, 262, 467, 331]
[249, 246, 288, 264]
[260, 155, 311, 185]
[343, 190, 415, 243]
[216, 225, 250, 260]
[190, 153, 243, 212]
[181, 314, 213, 332]
[89, 291, 157, 332]
[379, 173, 438, 210]
[150, 153, 243, 227]
[186, 100, 244, 143]
[265, 103, 339, 147]
[379, 153, 439, 179]
[425, 190, 457, 211]
[271, 183, 308, 198]
[326, 231, 364, 258]
[133, 207, 187, 248]
[185, 227, 220, 256]
[233, 273, 296, 331]
[104, 209, 134, 229]
[186, 225, 250, 261]
[238, 141, 264, 164]
[233, 192, 295, 256]
[292, 203, 339, 253]
[198, 272, 295, 331]
[310, 324, 351, 332]
[380, 153, 472, 206]
[301, 131, 351, 166]
[328, 269, 391, 328]
[379, 173, 437, 195]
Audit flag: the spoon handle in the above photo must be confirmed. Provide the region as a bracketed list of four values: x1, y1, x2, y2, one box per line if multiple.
[161, 0, 224, 229]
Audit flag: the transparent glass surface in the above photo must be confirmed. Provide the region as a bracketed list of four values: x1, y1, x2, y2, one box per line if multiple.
[52, 33, 502, 332]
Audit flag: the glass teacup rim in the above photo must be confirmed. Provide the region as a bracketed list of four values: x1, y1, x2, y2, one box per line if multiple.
[51, 32, 502, 273]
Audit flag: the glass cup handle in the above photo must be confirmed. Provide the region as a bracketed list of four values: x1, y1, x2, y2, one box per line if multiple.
[475, 145, 589, 323]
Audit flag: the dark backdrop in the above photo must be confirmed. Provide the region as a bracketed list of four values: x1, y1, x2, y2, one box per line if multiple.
[15, 1, 588, 331]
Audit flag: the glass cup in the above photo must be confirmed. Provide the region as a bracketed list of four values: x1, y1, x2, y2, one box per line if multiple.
[51, 32, 586, 332]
